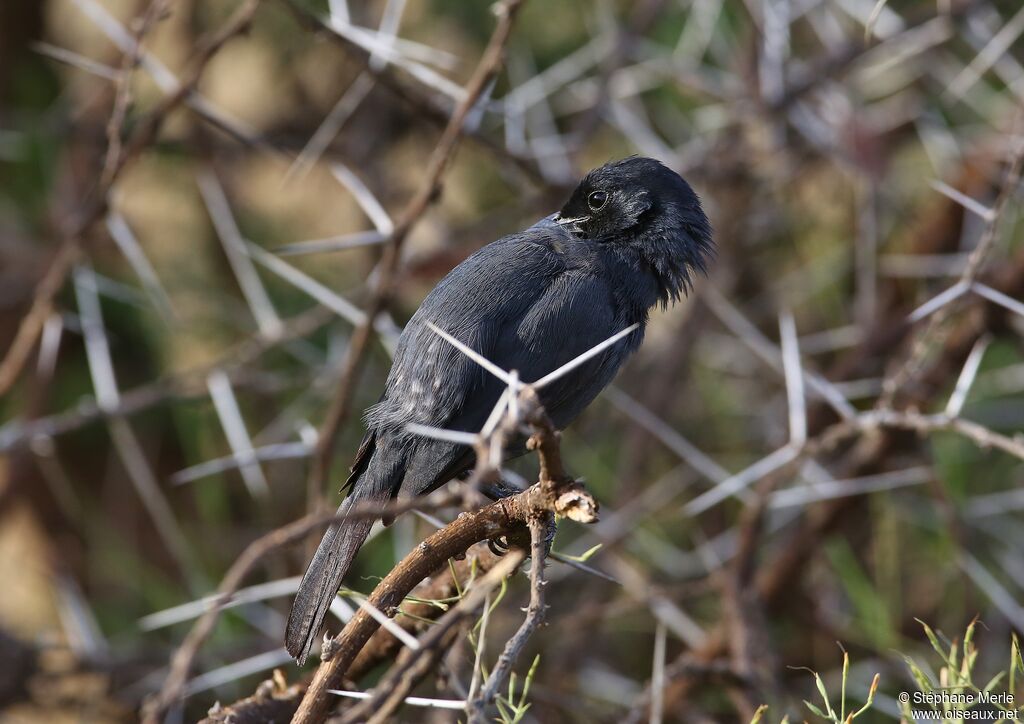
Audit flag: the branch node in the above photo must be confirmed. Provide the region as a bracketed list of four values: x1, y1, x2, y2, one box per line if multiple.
[553, 483, 600, 523]
[321, 632, 340, 661]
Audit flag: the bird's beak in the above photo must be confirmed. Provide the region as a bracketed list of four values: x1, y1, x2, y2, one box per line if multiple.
[553, 213, 588, 235]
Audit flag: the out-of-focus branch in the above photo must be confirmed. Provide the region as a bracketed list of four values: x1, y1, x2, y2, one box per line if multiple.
[282, 0, 554, 190]
[880, 132, 1024, 405]
[858, 408, 1024, 461]
[0, 0, 261, 399]
[304, 0, 527, 516]
[631, 156, 1024, 719]
[101, 0, 170, 187]
[0, 305, 334, 453]
[141, 507, 346, 723]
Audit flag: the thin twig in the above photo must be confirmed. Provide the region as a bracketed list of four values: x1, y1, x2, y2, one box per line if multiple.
[467, 514, 551, 722]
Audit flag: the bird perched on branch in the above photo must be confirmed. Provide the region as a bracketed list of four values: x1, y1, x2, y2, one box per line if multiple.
[286, 156, 713, 663]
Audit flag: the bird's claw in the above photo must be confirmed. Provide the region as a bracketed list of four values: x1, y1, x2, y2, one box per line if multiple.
[487, 536, 511, 556]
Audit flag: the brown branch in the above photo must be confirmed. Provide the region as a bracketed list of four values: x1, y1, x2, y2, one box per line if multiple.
[101, 0, 171, 187]
[142, 488, 476, 723]
[347, 541, 509, 681]
[141, 507, 343, 723]
[291, 480, 590, 723]
[281, 0, 553, 191]
[859, 409, 1024, 461]
[200, 542, 507, 723]
[336, 552, 526, 724]
[192, 378, 596, 723]
[150, 379, 591, 724]
[304, 0, 526, 516]
[1, 305, 335, 453]
[0, 241, 81, 399]
[202, 671, 305, 724]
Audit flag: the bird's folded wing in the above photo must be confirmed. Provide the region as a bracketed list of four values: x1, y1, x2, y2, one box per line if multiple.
[378, 229, 631, 438]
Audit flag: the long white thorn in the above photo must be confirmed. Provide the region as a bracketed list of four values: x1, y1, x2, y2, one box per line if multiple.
[405, 423, 479, 446]
[206, 370, 270, 500]
[973, 282, 1024, 320]
[929, 179, 995, 221]
[426, 322, 512, 384]
[685, 444, 800, 516]
[907, 280, 970, 323]
[945, 334, 991, 417]
[779, 311, 807, 445]
[330, 163, 394, 234]
[328, 690, 467, 709]
[533, 324, 639, 389]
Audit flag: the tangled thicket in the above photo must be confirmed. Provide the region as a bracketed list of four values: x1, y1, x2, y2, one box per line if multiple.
[1, 0, 1023, 721]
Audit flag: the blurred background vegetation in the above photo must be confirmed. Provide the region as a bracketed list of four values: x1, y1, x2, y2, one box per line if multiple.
[1, 0, 1023, 721]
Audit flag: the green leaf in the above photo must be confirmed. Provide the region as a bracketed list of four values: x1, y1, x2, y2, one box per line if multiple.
[813, 670, 836, 718]
[749, 704, 769, 724]
[903, 654, 935, 694]
[804, 700, 830, 719]
[916, 619, 953, 667]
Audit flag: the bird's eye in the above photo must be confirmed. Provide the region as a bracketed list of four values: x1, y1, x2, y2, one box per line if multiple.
[587, 190, 608, 211]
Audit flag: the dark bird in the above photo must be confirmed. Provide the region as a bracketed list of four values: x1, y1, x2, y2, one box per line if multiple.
[286, 156, 713, 663]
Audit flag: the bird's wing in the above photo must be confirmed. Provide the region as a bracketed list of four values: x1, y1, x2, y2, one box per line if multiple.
[341, 427, 376, 493]
[376, 228, 635, 438]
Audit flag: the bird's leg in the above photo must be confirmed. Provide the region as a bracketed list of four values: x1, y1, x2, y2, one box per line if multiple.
[539, 512, 557, 552]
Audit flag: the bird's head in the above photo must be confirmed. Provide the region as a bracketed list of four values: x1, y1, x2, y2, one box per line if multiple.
[554, 156, 714, 304]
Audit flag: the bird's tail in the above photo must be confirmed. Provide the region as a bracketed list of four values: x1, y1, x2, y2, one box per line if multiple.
[285, 483, 384, 664]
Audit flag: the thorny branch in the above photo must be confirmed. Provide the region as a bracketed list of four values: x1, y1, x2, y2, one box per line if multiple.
[101, 0, 171, 187]
[292, 384, 599, 723]
[8, 0, 1024, 721]
[0, 0, 261, 398]
[627, 156, 1024, 719]
[880, 132, 1024, 405]
[142, 488, 474, 722]
[335, 552, 527, 724]
[200, 542, 508, 724]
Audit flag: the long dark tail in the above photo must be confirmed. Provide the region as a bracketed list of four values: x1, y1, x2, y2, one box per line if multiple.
[285, 483, 384, 664]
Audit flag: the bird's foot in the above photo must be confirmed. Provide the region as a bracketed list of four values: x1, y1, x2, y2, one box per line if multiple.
[487, 535, 511, 557]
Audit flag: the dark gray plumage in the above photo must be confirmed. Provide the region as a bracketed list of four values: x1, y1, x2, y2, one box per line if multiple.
[286, 156, 714, 663]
